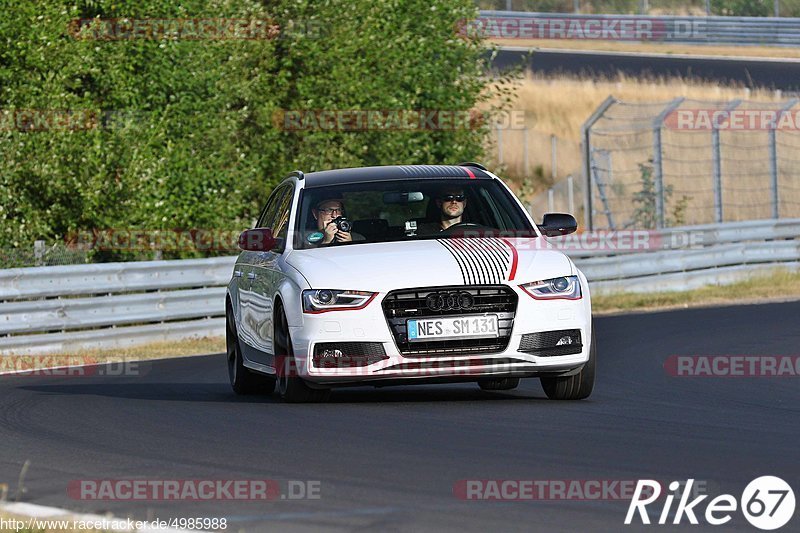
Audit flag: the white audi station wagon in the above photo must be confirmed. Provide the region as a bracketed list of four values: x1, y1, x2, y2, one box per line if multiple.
[226, 164, 594, 402]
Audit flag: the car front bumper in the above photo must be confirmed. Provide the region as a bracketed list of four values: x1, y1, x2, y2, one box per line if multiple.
[290, 285, 592, 386]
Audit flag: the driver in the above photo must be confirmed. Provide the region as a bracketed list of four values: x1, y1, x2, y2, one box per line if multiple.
[418, 187, 468, 234]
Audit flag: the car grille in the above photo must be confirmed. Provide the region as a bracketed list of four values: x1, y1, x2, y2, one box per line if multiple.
[382, 285, 517, 357]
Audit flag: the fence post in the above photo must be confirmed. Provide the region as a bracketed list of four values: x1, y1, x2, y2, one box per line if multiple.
[496, 125, 503, 166]
[34, 240, 45, 266]
[548, 189, 554, 213]
[639, 0, 649, 15]
[712, 100, 741, 223]
[506, 0, 512, 11]
[551, 134, 557, 181]
[775, 0, 780, 17]
[573, 0, 580, 14]
[771, 98, 799, 219]
[567, 175, 575, 215]
[652, 98, 685, 229]
[581, 96, 616, 232]
[705, 0, 711, 15]
[523, 128, 529, 175]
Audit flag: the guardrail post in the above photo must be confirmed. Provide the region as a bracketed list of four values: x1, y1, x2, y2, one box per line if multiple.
[771, 98, 799, 219]
[581, 96, 616, 232]
[652, 98, 685, 229]
[713, 100, 741, 223]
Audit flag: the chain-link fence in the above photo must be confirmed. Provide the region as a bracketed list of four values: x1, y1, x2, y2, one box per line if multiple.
[581, 97, 800, 230]
[478, 1, 800, 17]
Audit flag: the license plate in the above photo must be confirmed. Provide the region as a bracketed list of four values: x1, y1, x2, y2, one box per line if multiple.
[407, 315, 499, 342]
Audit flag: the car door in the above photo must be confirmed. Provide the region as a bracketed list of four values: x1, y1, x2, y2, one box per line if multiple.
[246, 183, 294, 367]
[237, 185, 287, 364]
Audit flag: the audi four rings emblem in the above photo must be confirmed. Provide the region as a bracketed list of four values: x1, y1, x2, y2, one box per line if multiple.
[426, 291, 474, 311]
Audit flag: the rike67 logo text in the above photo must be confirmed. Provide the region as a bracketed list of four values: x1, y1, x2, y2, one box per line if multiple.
[626, 477, 795, 530]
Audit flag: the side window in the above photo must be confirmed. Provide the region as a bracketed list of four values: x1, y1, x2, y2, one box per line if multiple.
[256, 185, 288, 229]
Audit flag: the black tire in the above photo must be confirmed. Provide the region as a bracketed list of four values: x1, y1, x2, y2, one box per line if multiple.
[227, 308, 276, 395]
[274, 307, 331, 403]
[540, 330, 595, 400]
[477, 377, 520, 391]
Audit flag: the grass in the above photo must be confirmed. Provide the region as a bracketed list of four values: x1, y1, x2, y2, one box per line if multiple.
[592, 269, 800, 313]
[0, 336, 224, 369]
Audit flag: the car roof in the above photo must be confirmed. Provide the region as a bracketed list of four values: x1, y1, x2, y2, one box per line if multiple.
[302, 164, 492, 188]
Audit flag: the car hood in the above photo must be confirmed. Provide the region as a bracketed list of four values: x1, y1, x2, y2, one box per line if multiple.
[286, 238, 573, 292]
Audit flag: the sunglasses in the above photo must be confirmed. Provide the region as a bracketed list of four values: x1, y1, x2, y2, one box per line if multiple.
[440, 194, 465, 202]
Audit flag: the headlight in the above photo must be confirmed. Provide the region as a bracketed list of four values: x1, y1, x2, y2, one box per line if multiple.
[519, 276, 581, 300]
[302, 289, 377, 313]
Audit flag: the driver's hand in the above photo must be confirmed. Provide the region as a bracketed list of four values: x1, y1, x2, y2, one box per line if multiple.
[335, 231, 353, 243]
[322, 222, 338, 244]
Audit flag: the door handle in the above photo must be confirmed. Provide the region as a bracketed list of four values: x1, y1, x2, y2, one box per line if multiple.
[247, 272, 257, 280]
[234, 270, 243, 278]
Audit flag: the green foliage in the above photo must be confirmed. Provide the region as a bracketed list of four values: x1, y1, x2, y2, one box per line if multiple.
[711, 0, 771, 16]
[0, 0, 495, 259]
[630, 159, 692, 228]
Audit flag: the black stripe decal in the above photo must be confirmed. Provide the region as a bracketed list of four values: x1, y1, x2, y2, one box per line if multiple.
[484, 238, 512, 279]
[472, 238, 505, 283]
[462, 238, 496, 284]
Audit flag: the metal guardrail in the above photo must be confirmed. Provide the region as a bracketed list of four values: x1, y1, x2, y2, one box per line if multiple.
[0, 219, 797, 353]
[478, 11, 800, 47]
[0, 257, 236, 355]
[569, 218, 800, 294]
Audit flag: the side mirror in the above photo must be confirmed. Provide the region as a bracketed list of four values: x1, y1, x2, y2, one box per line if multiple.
[538, 213, 578, 237]
[238, 228, 278, 251]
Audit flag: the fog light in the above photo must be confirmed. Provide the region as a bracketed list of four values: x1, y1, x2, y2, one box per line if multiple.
[556, 336, 574, 346]
[320, 348, 343, 358]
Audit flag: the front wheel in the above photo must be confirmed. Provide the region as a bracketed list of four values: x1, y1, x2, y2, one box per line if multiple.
[540, 330, 595, 400]
[227, 309, 276, 395]
[274, 307, 331, 403]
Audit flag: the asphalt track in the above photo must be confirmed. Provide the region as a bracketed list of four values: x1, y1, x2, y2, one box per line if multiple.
[492, 47, 800, 91]
[1, 301, 798, 532]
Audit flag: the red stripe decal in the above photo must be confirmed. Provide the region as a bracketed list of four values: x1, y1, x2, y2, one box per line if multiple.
[462, 167, 476, 179]
[500, 238, 518, 281]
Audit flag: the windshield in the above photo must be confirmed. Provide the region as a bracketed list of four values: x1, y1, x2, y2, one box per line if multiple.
[293, 178, 536, 250]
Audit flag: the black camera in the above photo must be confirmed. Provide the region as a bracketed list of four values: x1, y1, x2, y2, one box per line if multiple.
[332, 216, 352, 233]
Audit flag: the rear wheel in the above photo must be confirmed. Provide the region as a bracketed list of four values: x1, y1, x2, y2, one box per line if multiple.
[540, 330, 595, 400]
[274, 307, 331, 403]
[477, 377, 520, 391]
[227, 308, 276, 395]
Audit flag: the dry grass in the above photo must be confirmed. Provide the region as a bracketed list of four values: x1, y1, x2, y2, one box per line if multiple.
[1, 336, 224, 367]
[592, 270, 800, 314]
[490, 38, 800, 59]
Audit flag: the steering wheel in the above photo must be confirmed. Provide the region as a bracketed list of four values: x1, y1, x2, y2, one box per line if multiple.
[440, 222, 489, 234]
